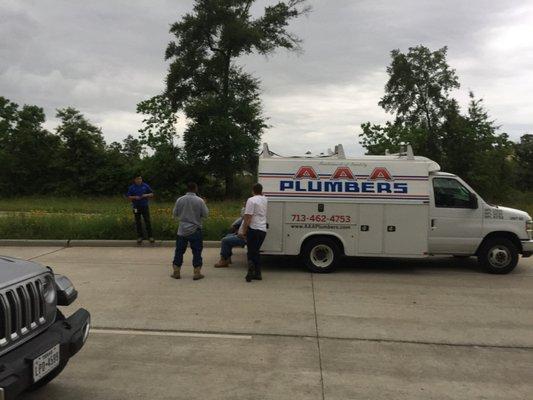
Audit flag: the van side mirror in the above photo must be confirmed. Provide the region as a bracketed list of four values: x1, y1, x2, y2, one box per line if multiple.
[469, 193, 478, 209]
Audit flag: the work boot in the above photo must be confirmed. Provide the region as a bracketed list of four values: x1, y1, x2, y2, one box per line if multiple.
[214, 258, 230, 268]
[245, 261, 255, 282]
[170, 265, 181, 279]
[253, 266, 262, 281]
[193, 267, 205, 281]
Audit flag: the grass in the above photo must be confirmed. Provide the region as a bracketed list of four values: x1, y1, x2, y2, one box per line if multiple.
[0, 197, 244, 240]
[0, 194, 531, 241]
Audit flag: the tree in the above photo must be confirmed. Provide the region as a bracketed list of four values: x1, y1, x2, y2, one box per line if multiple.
[162, 0, 309, 196]
[360, 46, 515, 200]
[137, 95, 179, 153]
[121, 135, 144, 161]
[55, 107, 107, 193]
[515, 134, 533, 191]
[377, 46, 459, 161]
[0, 97, 63, 195]
[440, 94, 513, 198]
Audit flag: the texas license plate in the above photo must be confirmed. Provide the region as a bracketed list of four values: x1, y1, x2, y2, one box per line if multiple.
[33, 344, 60, 382]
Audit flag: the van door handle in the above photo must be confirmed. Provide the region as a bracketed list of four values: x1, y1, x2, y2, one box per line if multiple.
[431, 219, 436, 230]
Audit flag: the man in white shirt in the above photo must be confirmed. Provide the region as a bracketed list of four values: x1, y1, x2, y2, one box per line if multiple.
[238, 183, 268, 282]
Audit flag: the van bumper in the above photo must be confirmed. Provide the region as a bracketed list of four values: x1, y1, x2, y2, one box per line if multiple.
[521, 240, 533, 257]
[0, 308, 90, 400]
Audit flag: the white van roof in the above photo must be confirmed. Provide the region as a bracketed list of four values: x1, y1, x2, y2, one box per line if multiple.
[260, 143, 441, 173]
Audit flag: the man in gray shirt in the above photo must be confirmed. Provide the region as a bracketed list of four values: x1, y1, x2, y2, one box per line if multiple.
[171, 182, 209, 280]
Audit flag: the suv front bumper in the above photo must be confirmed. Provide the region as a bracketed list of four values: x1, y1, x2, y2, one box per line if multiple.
[0, 308, 90, 400]
[522, 240, 533, 257]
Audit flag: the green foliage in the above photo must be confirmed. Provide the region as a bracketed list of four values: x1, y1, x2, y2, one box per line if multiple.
[0, 197, 243, 240]
[0, 97, 63, 194]
[360, 46, 516, 200]
[515, 134, 533, 190]
[0, 97, 145, 198]
[379, 46, 459, 160]
[137, 95, 179, 152]
[159, 0, 308, 196]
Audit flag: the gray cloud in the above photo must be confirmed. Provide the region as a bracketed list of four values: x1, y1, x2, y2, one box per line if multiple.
[1, 0, 531, 155]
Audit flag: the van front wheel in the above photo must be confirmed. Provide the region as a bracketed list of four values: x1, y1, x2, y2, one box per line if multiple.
[478, 238, 518, 274]
[301, 237, 341, 273]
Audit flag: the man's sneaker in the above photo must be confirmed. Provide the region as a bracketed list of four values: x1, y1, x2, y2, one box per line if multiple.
[149, 237, 155, 244]
[136, 237, 143, 245]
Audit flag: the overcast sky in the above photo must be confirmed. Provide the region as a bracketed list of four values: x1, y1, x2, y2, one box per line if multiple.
[1, 0, 532, 155]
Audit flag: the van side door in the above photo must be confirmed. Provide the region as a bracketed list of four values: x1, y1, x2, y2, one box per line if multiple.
[429, 177, 482, 254]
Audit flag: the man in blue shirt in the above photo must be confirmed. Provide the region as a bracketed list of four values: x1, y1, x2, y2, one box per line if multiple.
[127, 175, 154, 244]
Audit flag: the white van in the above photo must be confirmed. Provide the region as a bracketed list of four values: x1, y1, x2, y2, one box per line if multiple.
[259, 143, 533, 274]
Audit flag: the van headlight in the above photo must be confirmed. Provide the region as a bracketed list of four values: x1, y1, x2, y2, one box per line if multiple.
[527, 220, 533, 240]
[42, 275, 57, 304]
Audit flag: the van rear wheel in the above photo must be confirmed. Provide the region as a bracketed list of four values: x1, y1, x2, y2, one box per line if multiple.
[478, 238, 518, 274]
[301, 237, 341, 273]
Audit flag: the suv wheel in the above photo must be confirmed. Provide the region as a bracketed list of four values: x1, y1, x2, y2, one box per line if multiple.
[301, 237, 341, 273]
[478, 238, 519, 274]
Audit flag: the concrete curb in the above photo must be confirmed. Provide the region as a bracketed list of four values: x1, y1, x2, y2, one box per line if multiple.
[0, 239, 221, 248]
[0, 239, 69, 247]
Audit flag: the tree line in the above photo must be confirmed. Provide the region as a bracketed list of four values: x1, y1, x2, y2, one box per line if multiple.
[0, 97, 248, 199]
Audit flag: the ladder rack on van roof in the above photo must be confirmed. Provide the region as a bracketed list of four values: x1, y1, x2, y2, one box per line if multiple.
[260, 142, 440, 172]
[261, 143, 415, 160]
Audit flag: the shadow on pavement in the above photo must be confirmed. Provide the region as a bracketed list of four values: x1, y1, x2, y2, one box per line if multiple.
[261, 254, 486, 275]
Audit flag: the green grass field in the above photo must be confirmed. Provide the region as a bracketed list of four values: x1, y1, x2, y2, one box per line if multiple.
[0, 197, 244, 240]
[0, 194, 531, 241]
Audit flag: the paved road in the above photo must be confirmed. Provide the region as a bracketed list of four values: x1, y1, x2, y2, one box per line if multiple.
[2, 246, 531, 400]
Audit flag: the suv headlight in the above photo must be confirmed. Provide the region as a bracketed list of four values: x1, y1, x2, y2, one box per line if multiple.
[42, 274, 57, 304]
[54, 274, 78, 306]
[527, 220, 533, 240]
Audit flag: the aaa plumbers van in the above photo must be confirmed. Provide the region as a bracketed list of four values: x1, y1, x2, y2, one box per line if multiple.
[258, 143, 533, 274]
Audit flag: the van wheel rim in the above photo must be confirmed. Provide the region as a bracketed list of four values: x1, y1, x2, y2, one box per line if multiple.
[310, 245, 333, 268]
[488, 246, 511, 268]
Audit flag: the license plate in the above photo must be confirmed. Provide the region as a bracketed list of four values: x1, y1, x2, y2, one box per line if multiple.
[33, 344, 60, 382]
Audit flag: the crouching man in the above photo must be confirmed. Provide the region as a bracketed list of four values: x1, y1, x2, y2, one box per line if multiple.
[239, 183, 268, 282]
[171, 182, 209, 280]
[214, 209, 246, 268]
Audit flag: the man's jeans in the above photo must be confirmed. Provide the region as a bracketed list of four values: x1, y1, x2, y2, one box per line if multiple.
[133, 205, 153, 238]
[173, 229, 203, 267]
[220, 234, 246, 260]
[246, 228, 266, 270]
